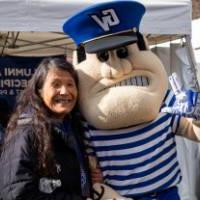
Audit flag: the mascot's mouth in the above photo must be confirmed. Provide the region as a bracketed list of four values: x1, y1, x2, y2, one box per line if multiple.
[96, 76, 150, 94]
[114, 76, 149, 87]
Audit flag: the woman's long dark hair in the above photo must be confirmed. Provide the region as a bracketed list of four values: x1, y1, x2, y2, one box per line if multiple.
[5, 57, 79, 176]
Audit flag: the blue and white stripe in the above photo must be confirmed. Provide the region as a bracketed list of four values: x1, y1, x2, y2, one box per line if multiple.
[84, 90, 182, 196]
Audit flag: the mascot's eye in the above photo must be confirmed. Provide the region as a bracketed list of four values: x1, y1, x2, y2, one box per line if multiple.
[97, 51, 109, 62]
[116, 47, 129, 58]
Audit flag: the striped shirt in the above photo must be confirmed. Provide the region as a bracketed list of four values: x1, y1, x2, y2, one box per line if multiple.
[84, 90, 182, 197]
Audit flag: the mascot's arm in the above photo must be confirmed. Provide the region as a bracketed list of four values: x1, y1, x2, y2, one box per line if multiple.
[88, 156, 131, 200]
[85, 136, 129, 200]
[176, 117, 200, 142]
[84, 125, 130, 199]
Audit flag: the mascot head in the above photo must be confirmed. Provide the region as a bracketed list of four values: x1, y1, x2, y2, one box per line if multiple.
[63, 1, 168, 129]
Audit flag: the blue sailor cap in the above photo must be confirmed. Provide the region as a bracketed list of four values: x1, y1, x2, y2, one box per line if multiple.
[63, 1, 145, 53]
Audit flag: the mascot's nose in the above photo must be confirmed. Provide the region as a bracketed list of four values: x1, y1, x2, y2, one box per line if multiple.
[100, 50, 132, 79]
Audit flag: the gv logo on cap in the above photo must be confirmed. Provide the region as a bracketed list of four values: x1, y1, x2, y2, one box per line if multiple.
[91, 9, 120, 31]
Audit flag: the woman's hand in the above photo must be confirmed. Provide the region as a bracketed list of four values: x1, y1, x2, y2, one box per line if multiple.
[91, 166, 104, 184]
[88, 156, 104, 184]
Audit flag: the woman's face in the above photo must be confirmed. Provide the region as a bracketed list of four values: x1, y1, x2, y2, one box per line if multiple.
[40, 67, 78, 119]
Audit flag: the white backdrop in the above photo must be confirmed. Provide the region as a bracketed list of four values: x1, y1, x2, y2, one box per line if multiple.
[152, 43, 200, 200]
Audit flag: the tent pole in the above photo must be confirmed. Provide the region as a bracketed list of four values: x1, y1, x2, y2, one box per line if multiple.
[185, 35, 200, 90]
[9, 32, 19, 48]
[1, 32, 9, 57]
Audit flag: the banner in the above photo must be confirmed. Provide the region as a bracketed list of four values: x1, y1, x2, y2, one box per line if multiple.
[0, 56, 63, 111]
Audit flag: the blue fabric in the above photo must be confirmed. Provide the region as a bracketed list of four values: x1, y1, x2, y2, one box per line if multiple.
[63, 1, 145, 45]
[133, 187, 180, 200]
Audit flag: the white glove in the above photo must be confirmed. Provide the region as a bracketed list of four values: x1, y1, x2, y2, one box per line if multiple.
[93, 183, 132, 200]
[161, 73, 200, 119]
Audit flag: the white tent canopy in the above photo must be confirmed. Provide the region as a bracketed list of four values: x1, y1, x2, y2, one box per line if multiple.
[0, 0, 191, 34]
[0, 0, 192, 56]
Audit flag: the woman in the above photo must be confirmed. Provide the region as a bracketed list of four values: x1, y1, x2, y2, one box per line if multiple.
[0, 57, 92, 200]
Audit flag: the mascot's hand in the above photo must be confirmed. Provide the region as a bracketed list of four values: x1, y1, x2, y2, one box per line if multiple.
[161, 73, 200, 119]
[93, 183, 132, 200]
[88, 157, 132, 200]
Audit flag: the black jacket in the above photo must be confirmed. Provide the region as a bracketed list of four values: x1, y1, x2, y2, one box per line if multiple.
[0, 115, 91, 200]
[0, 124, 4, 155]
[0, 124, 4, 145]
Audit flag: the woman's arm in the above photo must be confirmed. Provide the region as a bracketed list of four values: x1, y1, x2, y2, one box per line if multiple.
[88, 156, 104, 184]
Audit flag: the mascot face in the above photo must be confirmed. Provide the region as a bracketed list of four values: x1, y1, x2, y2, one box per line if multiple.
[75, 41, 168, 129]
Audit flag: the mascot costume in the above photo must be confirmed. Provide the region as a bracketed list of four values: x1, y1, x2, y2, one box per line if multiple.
[63, 1, 200, 199]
